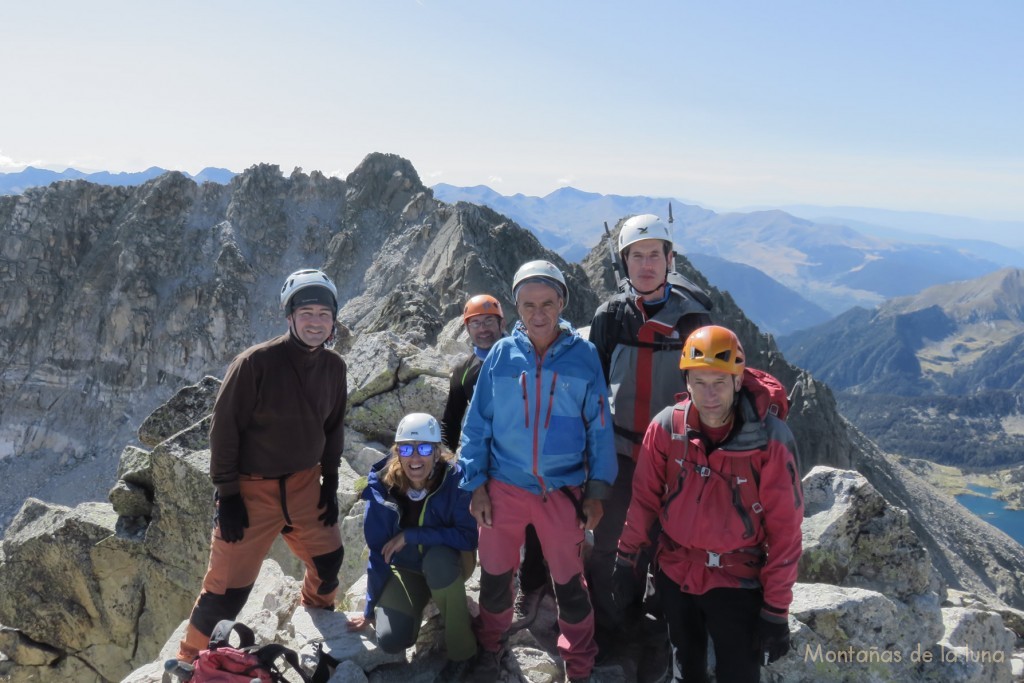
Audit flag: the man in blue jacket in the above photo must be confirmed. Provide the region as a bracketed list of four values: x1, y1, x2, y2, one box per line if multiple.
[459, 260, 617, 683]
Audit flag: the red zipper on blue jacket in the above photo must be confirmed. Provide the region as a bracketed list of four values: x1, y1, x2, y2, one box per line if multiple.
[533, 351, 546, 492]
[543, 372, 558, 428]
[520, 372, 529, 427]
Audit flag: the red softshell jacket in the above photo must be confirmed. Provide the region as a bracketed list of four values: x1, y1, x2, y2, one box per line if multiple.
[619, 368, 804, 612]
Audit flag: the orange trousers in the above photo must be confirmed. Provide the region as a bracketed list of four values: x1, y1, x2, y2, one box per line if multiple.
[177, 466, 343, 661]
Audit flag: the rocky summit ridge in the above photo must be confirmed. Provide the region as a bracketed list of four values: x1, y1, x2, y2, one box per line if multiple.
[0, 155, 595, 528]
[0, 153, 1023, 681]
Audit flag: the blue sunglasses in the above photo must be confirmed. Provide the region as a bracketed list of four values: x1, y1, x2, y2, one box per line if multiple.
[398, 443, 437, 458]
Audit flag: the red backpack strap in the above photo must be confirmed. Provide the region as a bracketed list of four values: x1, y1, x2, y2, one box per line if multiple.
[724, 453, 763, 540]
[669, 403, 686, 442]
[662, 404, 691, 501]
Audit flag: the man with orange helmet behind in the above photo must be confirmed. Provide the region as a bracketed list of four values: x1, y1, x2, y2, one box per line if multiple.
[442, 294, 505, 449]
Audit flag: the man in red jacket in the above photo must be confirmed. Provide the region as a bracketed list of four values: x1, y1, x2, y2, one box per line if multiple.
[616, 325, 803, 682]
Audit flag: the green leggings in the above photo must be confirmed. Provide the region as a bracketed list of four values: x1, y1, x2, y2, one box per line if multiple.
[374, 545, 477, 662]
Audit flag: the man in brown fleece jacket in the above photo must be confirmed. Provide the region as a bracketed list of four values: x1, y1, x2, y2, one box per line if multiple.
[174, 268, 348, 665]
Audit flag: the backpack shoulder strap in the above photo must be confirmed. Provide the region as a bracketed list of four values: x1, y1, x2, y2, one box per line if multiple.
[667, 272, 713, 311]
[725, 452, 764, 540]
[207, 620, 255, 650]
[255, 642, 313, 683]
[669, 402, 686, 441]
[604, 295, 627, 354]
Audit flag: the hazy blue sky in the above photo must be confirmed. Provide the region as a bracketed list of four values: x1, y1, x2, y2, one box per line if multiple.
[2, 1, 1021, 220]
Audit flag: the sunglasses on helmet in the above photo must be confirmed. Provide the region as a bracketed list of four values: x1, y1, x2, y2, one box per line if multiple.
[398, 443, 437, 458]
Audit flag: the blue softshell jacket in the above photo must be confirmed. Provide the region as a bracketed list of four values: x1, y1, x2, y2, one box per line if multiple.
[458, 321, 617, 498]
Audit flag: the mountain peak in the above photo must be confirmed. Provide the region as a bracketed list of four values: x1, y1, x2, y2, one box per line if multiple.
[544, 186, 602, 202]
[885, 267, 1024, 321]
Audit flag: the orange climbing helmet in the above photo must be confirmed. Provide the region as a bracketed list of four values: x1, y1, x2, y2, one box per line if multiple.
[462, 294, 504, 324]
[679, 325, 745, 375]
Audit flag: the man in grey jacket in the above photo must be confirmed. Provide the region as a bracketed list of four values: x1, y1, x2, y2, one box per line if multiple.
[587, 215, 712, 677]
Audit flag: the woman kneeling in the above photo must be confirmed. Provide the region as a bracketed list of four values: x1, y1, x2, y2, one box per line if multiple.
[348, 413, 478, 678]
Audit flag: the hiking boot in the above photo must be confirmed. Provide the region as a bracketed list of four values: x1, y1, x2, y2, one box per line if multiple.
[637, 636, 672, 683]
[435, 657, 474, 682]
[509, 583, 548, 633]
[163, 658, 194, 681]
[593, 624, 617, 664]
[465, 648, 507, 683]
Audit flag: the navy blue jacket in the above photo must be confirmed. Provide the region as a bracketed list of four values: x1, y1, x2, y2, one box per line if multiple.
[360, 457, 477, 617]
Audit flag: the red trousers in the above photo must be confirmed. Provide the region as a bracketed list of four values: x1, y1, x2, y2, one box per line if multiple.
[477, 479, 597, 678]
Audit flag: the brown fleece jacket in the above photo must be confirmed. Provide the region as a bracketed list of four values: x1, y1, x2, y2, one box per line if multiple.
[209, 333, 347, 496]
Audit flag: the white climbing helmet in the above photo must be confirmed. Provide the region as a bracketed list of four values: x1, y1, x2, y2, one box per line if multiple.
[617, 214, 673, 260]
[395, 413, 442, 443]
[512, 260, 569, 305]
[280, 269, 338, 315]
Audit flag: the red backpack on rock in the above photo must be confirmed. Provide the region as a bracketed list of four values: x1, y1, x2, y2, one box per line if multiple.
[189, 620, 310, 683]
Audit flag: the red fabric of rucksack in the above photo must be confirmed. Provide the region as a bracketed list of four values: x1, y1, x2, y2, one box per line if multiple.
[743, 367, 789, 420]
[191, 646, 273, 683]
[188, 620, 312, 683]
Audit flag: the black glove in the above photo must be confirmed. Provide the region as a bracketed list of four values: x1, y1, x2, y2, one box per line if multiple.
[217, 493, 249, 543]
[318, 470, 340, 527]
[756, 613, 791, 664]
[611, 551, 638, 612]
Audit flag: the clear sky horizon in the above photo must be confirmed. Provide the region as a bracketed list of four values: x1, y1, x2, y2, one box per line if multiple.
[3, 1, 1021, 222]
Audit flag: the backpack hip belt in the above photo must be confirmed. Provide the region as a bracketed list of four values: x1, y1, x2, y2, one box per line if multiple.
[676, 545, 765, 579]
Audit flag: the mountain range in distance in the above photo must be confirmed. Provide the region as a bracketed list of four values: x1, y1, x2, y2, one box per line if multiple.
[754, 203, 1024, 250]
[432, 182, 714, 262]
[685, 252, 832, 336]
[432, 183, 1024, 335]
[5, 167, 1024, 338]
[780, 267, 1024, 396]
[779, 267, 1024, 469]
[0, 166, 236, 195]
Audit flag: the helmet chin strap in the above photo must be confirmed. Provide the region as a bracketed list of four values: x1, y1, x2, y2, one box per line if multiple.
[287, 320, 336, 350]
[627, 277, 669, 298]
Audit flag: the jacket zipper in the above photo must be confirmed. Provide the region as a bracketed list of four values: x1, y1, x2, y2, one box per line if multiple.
[533, 352, 546, 492]
[415, 467, 445, 554]
[663, 430, 690, 512]
[787, 461, 802, 508]
[731, 479, 755, 539]
[520, 372, 529, 428]
[695, 457, 710, 504]
[543, 372, 558, 428]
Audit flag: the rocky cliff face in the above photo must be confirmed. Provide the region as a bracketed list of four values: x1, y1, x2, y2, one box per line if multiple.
[0, 155, 594, 528]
